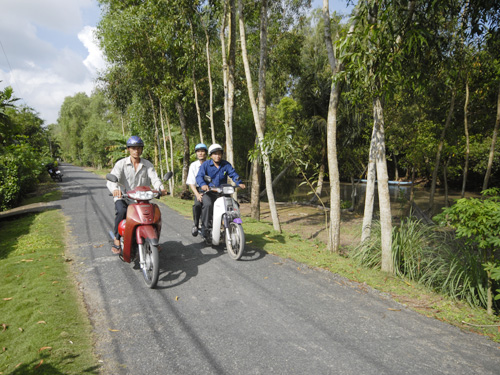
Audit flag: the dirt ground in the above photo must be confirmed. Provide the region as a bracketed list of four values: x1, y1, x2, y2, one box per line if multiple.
[239, 201, 364, 249]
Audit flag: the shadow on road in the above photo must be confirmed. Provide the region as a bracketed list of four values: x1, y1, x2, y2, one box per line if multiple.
[156, 238, 267, 289]
[156, 240, 222, 289]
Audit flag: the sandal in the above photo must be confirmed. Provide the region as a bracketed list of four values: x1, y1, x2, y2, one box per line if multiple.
[111, 244, 122, 255]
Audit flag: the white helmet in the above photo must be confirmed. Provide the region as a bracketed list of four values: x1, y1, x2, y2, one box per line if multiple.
[208, 143, 223, 155]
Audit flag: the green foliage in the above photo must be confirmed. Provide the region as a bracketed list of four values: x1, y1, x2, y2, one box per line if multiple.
[0, 140, 44, 211]
[54, 0, 500, 192]
[484, 262, 500, 300]
[435, 188, 500, 252]
[351, 219, 494, 309]
[0, 84, 20, 135]
[435, 188, 500, 305]
[0, 86, 49, 211]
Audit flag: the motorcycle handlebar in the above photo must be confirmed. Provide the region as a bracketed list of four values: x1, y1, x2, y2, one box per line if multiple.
[109, 190, 169, 198]
[201, 185, 240, 194]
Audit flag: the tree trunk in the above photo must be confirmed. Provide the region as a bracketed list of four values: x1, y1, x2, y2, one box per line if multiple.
[200, 15, 216, 144]
[250, 143, 262, 219]
[487, 266, 493, 315]
[373, 97, 393, 273]
[189, 21, 204, 144]
[430, 89, 455, 214]
[259, 162, 293, 198]
[120, 114, 125, 136]
[155, 127, 164, 177]
[193, 72, 204, 144]
[443, 158, 449, 207]
[483, 83, 500, 191]
[147, 91, 163, 175]
[220, 2, 228, 146]
[159, 103, 173, 192]
[361, 126, 377, 243]
[409, 165, 415, 205]
[175, 101, 190, 193]
[310, 146, 326, 204]
[164, 109, 175, 193]
[393, 153, 399, 181]
[225, 0, 236, 166]
[323, 0, 341, 252]
[250, 0, 269, 221]
[461, 78, 470, 198]
[239, 0, 281, 232]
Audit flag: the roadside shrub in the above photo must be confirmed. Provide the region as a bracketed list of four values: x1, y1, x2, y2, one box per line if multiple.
[350, 219, 495, 310]
[0, 141, 43, 211]
[434, 188, 500, 314]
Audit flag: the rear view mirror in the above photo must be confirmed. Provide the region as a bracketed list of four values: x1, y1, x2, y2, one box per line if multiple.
[163, 171, 173, 181]
[106, 173, 118, 183]
[204, 175, 212, 183]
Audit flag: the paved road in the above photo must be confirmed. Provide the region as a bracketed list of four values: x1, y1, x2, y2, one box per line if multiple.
[57, 163, 499, 374]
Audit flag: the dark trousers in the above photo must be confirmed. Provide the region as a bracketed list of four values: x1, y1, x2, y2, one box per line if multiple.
[192, 196, 203, 227]
[114, 200, 128, 239]
[201, 192, 217, 231]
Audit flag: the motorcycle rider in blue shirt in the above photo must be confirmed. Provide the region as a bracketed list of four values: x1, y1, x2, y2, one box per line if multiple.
[196, 143, 246, 241]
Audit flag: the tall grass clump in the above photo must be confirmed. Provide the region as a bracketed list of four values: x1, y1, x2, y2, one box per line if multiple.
[350, 219, 493, 310]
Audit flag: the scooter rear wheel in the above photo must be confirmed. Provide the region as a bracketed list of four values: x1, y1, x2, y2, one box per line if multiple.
[142, 238, 159, 288]
[226, 222, 245, 260]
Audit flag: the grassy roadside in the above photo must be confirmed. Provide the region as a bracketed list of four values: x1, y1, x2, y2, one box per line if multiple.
[0, 184, 99, 374]
[162, 194, 500, 343]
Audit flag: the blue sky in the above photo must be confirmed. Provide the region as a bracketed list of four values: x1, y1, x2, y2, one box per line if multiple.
[0, 0, 353, 125]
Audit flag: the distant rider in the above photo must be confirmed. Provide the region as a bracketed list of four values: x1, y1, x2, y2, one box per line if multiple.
[196, 143, 246, 241]
[107, 136, 167, 254]
[186, 143, 208, 237]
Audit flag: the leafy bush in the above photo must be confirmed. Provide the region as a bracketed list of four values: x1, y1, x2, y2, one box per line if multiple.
[350, 219, 494, 310]
[0, 140, 43, 211]
[435, 188, 500, 313]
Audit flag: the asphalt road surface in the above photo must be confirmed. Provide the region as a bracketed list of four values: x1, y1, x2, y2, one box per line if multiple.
[57, 163, 499, 374]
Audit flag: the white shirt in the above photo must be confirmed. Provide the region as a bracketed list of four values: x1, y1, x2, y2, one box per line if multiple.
[186, 160, 204, 186]
[107, 156, 164, 201]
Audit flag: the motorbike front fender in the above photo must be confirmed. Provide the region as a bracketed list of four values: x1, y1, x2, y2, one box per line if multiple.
[211, 197, 225, 245]
[136, 225, 159, 246]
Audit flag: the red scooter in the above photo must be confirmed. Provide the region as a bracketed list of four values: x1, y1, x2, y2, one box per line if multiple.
[106, 171, 173, 288]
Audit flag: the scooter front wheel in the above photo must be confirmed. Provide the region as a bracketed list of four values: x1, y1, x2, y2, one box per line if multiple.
[142, 238, 159, 288]
[226, 222, 245, 260]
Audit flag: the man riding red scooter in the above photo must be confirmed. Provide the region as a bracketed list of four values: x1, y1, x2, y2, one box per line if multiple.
[107, 136, 168, 255]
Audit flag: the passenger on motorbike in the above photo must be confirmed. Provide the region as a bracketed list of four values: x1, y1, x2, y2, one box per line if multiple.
[196, 143, 246, 241]
[186, 143, 208, 237]
[107, 136, 168, 254]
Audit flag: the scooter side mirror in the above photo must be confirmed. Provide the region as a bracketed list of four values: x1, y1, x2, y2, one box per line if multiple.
[163, 171, 173, 181]
[204, 175, 212, 183]
[106, 173, 118, 183]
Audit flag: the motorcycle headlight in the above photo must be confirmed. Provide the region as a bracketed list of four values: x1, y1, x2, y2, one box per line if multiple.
[128, 191, 155, 200]
[222, 186, 235, 195]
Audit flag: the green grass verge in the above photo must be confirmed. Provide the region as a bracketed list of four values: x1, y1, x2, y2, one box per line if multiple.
[0, 210, 99, 374]
[162, 195, 500, 342]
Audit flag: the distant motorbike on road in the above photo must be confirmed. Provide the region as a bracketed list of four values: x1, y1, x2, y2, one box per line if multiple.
[199, 176, 245, 260]
[106, 171, 173, 288]
[46, 163, 63, 182]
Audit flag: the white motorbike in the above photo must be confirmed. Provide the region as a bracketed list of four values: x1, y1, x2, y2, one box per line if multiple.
[202, 176, 245, 260]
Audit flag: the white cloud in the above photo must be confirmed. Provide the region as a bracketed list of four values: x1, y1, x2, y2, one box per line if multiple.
[79, 26, 106, 75]
[0, 0, 104, 125]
